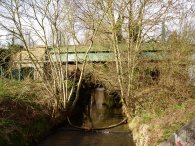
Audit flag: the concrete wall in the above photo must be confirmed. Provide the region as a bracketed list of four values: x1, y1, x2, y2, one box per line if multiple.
[159, 119, 195, 146]
[12, 46, 46, 80]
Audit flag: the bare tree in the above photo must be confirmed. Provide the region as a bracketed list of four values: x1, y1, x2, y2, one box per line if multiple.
[0, 0, 108, 116]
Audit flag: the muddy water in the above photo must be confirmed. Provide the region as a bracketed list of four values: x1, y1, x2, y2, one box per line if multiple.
[39, 131, 132, 146]
[38, 115, 133, 146]
[38, 88, 134, 146]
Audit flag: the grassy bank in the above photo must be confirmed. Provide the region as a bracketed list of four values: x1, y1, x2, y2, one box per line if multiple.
[128, 87, 195, 145]
[87, 60, 195, 145]
[0, 79, 66, 146]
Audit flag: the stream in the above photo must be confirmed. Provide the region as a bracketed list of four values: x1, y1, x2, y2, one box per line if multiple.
[38, 88, 134, 146]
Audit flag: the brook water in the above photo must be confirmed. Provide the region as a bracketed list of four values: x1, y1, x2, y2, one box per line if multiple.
[38, 88, 134, 146]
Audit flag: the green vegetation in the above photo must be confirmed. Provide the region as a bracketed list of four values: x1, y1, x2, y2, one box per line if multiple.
[87, 39, 195, 145]
[0, 118, 50, 146]
[0, 79, 65, 146]
[142, 114, 153, 123]
[0, 0, 194, 145]
[0, 79, 22, 97]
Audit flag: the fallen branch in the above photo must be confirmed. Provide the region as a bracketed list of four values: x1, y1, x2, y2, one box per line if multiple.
[67, 117, 128, 131]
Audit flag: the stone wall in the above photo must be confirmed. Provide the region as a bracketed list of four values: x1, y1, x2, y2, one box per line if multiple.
[159, 119, 195, 146]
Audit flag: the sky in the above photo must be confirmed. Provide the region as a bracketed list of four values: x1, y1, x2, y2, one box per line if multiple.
[0, 0, 194, 48]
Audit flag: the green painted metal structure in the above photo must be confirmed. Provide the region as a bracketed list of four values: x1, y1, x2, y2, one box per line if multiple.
[51, 52, 115, 62]
[139, 50, 168, 61]
[51, 50, 167, 63]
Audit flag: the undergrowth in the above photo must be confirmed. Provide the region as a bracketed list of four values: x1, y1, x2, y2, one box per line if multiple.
[0, 79, 53, 146]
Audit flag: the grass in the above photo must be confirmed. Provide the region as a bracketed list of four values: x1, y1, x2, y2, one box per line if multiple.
[142, 114, 153, 123]
[0, 118, 25, 146]
[163, 129, 173, 139]
[147, 98, 195, 145]
[0, 118, 50, 146]
[0, 118, 16, 127]
[0, 79, 55, 146]
[162, 123, 182, 139]
[0, 79, 25, 97]
[173, 103, 186, 110]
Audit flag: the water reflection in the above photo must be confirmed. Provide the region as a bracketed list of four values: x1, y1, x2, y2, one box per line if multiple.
[38, 88, 134, 146]
[39, 129, 133, 146]
[38, 110, 134, 146]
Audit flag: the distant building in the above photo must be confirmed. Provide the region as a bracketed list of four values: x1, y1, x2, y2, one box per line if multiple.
[12, 46, 46, 80]
[11, 45, 114, 80]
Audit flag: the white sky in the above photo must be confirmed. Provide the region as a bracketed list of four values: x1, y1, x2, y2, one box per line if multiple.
[0, 0, 194, 47]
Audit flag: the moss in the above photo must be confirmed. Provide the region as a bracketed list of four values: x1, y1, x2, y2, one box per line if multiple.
[0, 136, 7, 146]
[0, 79, 23, 97]
[31, 119, 50, 137]
[173, 103, 186, 110]
[163, 129, 173, 139]
[155, 109, 164, 116]
[0, 118, 16, 127]
[0, 127, 26, 146]
[0, 98, 51, 146]
[8, 132, 27, 146]
[142, 114, 153, 123]
[0, 79, 65, 146]
[187, 112, 195, 119]
[0, 118, 51, 146]
[162, 123, 181, 139]
[21, 118, 50, 144]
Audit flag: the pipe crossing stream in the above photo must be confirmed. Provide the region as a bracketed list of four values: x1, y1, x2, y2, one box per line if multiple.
[38, 88, 134, 146]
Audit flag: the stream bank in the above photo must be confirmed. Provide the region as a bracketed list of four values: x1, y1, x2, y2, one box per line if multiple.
[0, 78, 133, 146]
[38, 87, 134, 146]
[0, 96, 68, 146]
[85, 63, 195, 146]
[0, 79, 68, 146]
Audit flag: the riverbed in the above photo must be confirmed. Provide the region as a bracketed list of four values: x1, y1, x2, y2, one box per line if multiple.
[38, 115, 134, 146]
[38, 88, 134, 146]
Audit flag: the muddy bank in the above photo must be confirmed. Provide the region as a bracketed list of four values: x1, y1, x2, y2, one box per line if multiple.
[0, 97, 67, 146]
